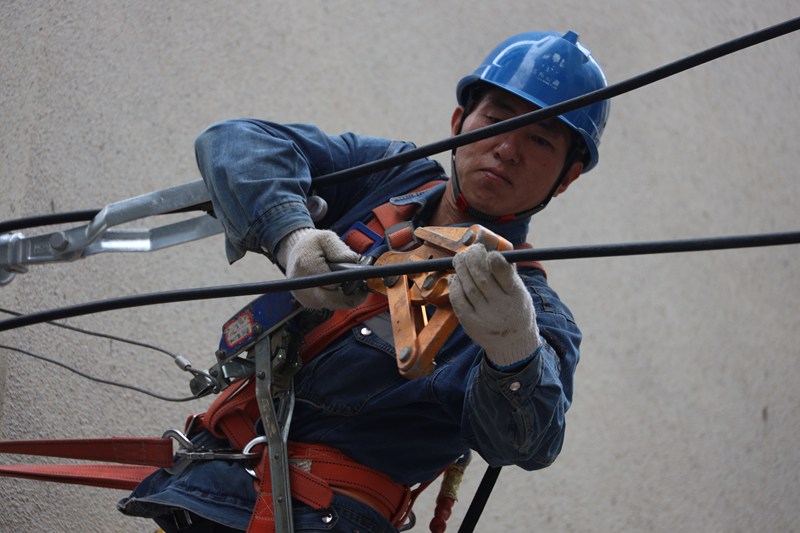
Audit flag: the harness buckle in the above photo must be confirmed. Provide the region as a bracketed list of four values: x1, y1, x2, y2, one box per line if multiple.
[385, 221, 420, 252]
[162, 429, 261, 475]
[343, 221, 385, 255]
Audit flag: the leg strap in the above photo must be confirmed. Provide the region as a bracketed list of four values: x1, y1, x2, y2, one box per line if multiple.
[0, 436, 174, 490]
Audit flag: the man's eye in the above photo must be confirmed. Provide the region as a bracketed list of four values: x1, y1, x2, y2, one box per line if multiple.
[531, 135, 554, 148]
[485, 115, 502, 124]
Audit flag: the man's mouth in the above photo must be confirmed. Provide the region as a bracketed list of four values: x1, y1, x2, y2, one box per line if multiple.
[481, 168, 512, 186]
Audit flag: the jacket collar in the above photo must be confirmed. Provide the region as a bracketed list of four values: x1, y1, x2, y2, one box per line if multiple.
[390, 182, 531, 246]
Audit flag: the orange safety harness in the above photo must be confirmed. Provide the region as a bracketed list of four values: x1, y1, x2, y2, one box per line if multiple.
[188, 377, 431, 531]
[0, 180, 545, 532]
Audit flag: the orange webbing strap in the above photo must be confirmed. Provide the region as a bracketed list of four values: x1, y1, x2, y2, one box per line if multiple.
[248, 452, 332, 533]
[343, 180, 445, 254]
[343, 224, 381, 254]
[0, 437, 174, 466]
[299, 292, 389, 362]
[247, 442, 415, 533]
[192, 377, 260, 450]
[0, 436, 174, 490]
[0, 463, 159, 491]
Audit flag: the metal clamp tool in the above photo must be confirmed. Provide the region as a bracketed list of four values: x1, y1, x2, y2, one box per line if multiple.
[367, 225, 512, 379]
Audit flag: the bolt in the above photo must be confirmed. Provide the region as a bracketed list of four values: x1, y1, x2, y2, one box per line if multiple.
[398, 347, 412, 363]
[49, 232, 69, 251]
[422, 274, 436, 291]
[256, 371, 266, 380]
[460, 229, 476, 245]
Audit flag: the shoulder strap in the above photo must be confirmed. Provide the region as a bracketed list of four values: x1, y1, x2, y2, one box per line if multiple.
[309, 180, 446, 360]
[343, 180, 445, 254]
[300, 292, 389, 362]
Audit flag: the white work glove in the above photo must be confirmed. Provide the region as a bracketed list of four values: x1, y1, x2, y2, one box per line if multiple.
[449, 244, 541, 370]
[278, 228, 368, 310]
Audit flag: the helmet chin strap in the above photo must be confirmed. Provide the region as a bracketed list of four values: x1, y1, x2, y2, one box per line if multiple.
[450, 146, 581, 223]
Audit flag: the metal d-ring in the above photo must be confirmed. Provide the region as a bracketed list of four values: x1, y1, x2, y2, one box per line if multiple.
[243, 435, 268, 478]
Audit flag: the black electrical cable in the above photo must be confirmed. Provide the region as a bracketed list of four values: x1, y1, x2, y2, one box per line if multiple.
[0, 202, 215, 234]
[0, 343, 197, 402]
[0, 307, 180, 361]
[3, 18, 798, 235]
[457, 466, 502, 533]
[0, 210, 100, 234]
[312, 16, 800, 187]
[0, 20, 798, 333]
[0, 307, 207, 401]
[0, 20, 795, 530]
[0, 306, 211, 378]
[1, 230, 798, 333]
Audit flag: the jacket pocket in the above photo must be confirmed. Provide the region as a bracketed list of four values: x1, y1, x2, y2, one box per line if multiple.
[293, 327, 404, 416]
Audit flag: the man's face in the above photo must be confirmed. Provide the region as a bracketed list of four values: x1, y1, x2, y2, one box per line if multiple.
[451, 87, 582, 216]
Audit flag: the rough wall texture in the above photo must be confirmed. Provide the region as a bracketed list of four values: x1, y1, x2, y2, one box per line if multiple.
[1, 1, 798, 531]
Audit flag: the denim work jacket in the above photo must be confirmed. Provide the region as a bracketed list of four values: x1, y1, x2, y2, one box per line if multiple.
[120, 119, 581, 531]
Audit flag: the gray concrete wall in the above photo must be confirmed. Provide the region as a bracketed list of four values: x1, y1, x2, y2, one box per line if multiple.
[1, 1, 798, 531]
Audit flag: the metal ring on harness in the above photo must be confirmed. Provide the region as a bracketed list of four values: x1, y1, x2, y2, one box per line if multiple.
[243, 435, 269, 478]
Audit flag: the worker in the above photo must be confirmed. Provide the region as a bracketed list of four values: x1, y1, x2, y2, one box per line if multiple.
[119, 30, 610, 533]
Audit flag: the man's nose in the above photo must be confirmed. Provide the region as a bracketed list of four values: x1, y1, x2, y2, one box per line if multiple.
[493, 134, 521, 164]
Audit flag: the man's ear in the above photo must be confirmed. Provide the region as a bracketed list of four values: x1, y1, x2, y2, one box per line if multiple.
[553, 161, 583, 197]
[451, 106, 465, 136]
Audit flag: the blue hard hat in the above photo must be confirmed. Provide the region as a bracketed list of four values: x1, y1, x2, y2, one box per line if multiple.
[457, 31, 610, 172]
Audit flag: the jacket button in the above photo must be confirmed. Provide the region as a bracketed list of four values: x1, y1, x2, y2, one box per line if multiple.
[360, 326, 372, 336]
[321, 512, 334, 524]
[509, 381, 521, 392]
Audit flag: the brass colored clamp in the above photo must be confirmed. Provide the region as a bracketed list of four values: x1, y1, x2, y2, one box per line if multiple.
[367, 225, 512, 379]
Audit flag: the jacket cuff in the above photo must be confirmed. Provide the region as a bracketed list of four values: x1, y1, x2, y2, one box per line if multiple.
[485, 345, 543, 373]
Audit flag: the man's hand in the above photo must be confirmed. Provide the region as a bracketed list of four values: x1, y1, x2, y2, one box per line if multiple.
[449, 244, 541, 369]
[279, 228, 368, 309]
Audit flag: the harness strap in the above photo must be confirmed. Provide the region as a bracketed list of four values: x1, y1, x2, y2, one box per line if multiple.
[247, 442, 414, 533]
[0, 463, 158, 491]
[342, 180, 546, 275]
[0, 436, 174, 466]
[195, 377, 261, 450]
[343, 180, 445, 254]
[0, 436, 174, 490]
[299, 292, 389, 362]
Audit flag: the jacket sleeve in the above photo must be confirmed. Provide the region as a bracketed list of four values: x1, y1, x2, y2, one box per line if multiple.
[462, 268, 581, 470]
[194, 119, 441, 263]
